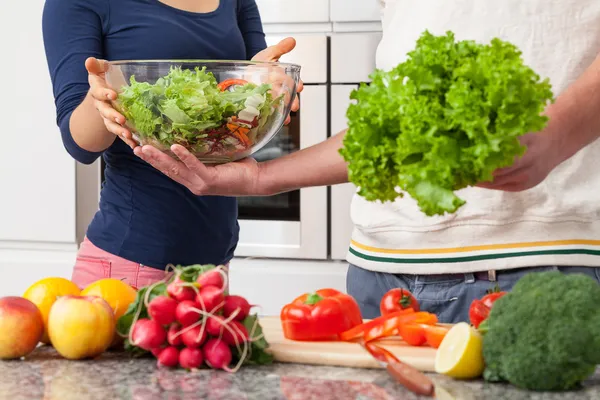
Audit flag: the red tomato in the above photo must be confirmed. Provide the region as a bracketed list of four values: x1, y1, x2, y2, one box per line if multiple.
[468, 286, 507, 328]
[380, 288, 420, 316]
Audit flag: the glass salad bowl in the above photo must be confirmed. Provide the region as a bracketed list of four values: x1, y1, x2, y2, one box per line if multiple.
[105, 60, 301, 164]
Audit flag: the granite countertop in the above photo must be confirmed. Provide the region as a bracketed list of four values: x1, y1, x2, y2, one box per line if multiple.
[1, 346, 599, 400]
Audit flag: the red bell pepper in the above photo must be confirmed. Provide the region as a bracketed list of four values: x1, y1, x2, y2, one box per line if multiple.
[468, 285, 507, 328]
[280, 288, 363, 341]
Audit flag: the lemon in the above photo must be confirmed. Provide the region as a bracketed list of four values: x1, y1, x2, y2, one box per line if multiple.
[434, 322, 484, 379]
[23, 277, 82, 344]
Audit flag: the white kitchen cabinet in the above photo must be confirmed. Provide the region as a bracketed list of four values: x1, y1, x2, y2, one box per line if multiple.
[330, 32, 382, 83]
[0, 0, 76, 244]
[265, 34, 328, 84]
[330, 0, 381, 22]
[256, 0, 330, 24]
[0, 0, 77, 295]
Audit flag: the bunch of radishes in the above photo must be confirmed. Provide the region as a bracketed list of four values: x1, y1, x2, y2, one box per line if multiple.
[127, 266, 259, 372]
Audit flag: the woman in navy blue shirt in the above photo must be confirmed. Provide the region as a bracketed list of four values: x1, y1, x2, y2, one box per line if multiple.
[42, 0, 298, 288]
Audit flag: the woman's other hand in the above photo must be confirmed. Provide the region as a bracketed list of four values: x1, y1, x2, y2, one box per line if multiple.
[251, 37, 303, 124]
[85, 57, 138, 149]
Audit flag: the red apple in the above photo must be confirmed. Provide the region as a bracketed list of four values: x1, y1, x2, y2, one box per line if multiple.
[0, 296, 44, 359]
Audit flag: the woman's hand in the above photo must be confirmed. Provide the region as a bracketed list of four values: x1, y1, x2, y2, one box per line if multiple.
[251, 37, 304, 124]
[85, 57, 138, 149]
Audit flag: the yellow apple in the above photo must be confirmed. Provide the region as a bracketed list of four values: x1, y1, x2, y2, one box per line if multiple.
[48, 295, 115, 360]
[0, 296, 44, 359]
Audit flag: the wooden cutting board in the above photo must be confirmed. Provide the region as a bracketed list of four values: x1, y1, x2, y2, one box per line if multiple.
[260, 316, 438, 372]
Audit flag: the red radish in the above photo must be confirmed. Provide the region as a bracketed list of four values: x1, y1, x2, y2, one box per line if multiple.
[167, 278, 196, 302]
[206, 315, 226, 336]
[196, 285, 224, 313]
[196, 269, 225, 289]
[167, 324, 183, 346]
[131, 318, 167, 350]
[157, 346, 179, 368]
[179, 347, 204, 370]
[223, 295, 251, 321]
[176, 300, 200, 326]
[151, 347, 165, 357]
[148, 295, 178, 325]
[222, 321, 249, 347]
[203, 338, 232, 370]
[181, 325, 207, 348]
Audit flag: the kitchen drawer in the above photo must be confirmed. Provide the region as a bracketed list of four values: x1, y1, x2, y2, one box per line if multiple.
[330, 0, 381, 22]
[256, 0, 330, 24]
[330, 32, 382, 83]
[265, 35, 328, 84]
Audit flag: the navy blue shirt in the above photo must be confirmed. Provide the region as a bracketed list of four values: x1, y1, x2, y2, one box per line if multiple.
[42, 0, 267, 269]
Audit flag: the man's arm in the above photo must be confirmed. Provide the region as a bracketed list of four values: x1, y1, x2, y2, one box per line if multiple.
[546, 52, 600, 163]
[257, 130, 349, 195]
[478, 51, 600, 191]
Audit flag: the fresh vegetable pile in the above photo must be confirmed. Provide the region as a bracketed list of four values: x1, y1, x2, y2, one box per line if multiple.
[281, 287, 448, 349]
[117, 264, 273, 371]
[115, 66, 283, 158]
[339, 30, 555, 216]
[480, 271, 600, 391]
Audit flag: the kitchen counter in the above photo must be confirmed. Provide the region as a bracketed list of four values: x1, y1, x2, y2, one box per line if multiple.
[1, 346, 599, 400]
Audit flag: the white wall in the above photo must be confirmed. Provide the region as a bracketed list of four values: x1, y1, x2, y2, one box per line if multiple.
[0, 0, 78, 296]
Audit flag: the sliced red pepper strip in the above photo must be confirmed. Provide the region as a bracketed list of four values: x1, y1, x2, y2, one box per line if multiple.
[363, 311, 437, 343]
[339, 309, 415, 342]
[422, 325, 450, 349]
[217, 78, 249, 91]
[363, 340, 401, 365]
[398, 323, 427, 346]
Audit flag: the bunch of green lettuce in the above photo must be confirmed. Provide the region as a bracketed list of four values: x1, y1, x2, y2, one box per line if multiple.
[116, 66, 277, 146]
[339, 31, 554, 216]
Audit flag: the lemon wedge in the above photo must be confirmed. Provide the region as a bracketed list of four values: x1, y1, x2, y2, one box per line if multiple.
[434, 322, 484, 379]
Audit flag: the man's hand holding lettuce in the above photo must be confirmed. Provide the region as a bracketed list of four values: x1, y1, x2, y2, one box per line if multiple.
[339, 31, 555, 216]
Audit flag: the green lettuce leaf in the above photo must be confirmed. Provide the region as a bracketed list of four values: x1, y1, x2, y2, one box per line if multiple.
[339, 30, 555, 216]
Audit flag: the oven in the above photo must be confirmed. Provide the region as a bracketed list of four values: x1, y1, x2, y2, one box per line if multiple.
[234, 34, 329, 259]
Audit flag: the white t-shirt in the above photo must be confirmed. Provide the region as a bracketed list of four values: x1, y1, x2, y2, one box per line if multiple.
[347, 0, 600, 274]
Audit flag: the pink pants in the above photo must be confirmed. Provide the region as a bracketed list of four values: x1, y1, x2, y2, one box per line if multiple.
[71, 237, 172, 290]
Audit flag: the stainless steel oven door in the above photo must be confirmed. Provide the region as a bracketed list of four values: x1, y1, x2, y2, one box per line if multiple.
[235, 85, 328, 259]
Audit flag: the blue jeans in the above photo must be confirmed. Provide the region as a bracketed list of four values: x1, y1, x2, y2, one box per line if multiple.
[346, 264, 600, 324]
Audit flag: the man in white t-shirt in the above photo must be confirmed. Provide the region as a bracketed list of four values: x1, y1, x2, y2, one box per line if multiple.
[137, 0, 600, 322]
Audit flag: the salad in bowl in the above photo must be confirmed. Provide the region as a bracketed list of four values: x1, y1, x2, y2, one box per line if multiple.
[105, 60, 301, 163]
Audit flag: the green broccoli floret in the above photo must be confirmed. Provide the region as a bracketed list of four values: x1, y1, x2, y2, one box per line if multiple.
[481, 270, 600, 391]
